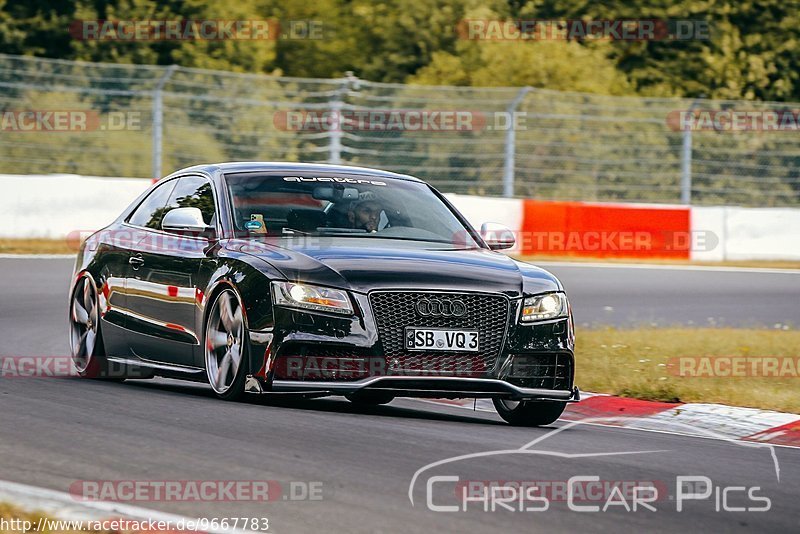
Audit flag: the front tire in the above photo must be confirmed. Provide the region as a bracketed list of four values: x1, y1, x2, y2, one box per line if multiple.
[204, 288, 248, 401]
[493, 398, 566, 426]
[69, 274, 119, 380]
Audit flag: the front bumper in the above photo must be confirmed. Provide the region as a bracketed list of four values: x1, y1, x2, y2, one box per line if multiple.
[268, 376, 581, 402]
[246, 291, 577, 401]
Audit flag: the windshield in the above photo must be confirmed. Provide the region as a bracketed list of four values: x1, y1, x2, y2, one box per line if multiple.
[224, 172, 481, 247]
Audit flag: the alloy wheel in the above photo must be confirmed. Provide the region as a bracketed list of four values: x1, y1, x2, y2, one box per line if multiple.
[205, 290, 245, 394]
[69, 276, 99, 373]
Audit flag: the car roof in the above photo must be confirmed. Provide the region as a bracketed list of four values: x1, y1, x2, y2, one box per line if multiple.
[164, 162, 424, 183]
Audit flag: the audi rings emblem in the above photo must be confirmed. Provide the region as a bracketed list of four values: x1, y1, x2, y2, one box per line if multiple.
[415, 298, 468, 318]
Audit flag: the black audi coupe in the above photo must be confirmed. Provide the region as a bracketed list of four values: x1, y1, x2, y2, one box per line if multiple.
[69, 162, 579, 425]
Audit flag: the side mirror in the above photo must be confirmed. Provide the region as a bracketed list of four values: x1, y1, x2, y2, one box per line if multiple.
[162, 207, 214, 237]
[480, 222, 515, 250]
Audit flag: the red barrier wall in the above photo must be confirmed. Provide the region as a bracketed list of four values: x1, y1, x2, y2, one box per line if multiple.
[520, 200, 691, 259]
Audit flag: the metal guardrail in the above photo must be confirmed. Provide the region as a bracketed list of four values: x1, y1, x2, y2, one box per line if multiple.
[0, 53, 797, 206]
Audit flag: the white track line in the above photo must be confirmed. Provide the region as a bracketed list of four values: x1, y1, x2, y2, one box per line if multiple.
[574, 420, 800, 451]
[1, 254, 798, 274]
[0, 479, 251, 534]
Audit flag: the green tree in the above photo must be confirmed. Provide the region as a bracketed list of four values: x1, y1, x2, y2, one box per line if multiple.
[411, 40, 631, 94]
[530, 0, 800, 101]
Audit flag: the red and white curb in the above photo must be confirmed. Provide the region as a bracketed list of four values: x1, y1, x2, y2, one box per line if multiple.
[0, 480, 250, 534]
[423, 394, 800, 448]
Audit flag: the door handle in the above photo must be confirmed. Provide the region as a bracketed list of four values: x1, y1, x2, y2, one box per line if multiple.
[129, 255, 145, 268]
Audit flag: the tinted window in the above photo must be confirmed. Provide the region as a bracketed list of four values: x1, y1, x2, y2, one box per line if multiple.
[128, 180, 177, 229]
[225, 173, 479, 247]
[165, 176, 216, 226]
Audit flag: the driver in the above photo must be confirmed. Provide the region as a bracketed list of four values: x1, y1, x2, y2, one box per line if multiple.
[347, 191, 382, 232]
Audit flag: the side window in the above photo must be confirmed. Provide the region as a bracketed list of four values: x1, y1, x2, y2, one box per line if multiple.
[128, 180, 177, 229]
[165, 176, 216, 226]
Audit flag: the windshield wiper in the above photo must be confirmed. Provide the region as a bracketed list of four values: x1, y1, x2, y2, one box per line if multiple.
[306, 233, 465, 246]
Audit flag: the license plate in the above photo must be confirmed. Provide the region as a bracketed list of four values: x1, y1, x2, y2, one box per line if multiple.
[405, 328, 479, 352]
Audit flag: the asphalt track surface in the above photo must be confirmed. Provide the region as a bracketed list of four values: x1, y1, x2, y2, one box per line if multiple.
[536, 261, 799, 329]
[1, 257, 799, 533]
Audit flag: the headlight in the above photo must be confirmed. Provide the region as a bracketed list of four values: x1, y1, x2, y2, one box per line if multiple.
[271, 281, 354, 315]
[521, 292, 568, 322]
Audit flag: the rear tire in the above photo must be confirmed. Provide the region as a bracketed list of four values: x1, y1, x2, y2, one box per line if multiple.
[493, 398, 566, 426]
[346, 392, 395, 406]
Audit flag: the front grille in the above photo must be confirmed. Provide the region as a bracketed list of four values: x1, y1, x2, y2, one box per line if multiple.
[504, 353, 572, 390]
[369, 291, 510, 376]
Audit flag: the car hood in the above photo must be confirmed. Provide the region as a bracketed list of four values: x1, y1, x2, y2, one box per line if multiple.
[234, 238, 562, 297]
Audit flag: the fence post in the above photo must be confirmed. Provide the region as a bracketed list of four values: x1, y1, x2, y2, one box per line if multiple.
[152, 65, 178, 180]
[328, 91, 343, 165]
[328, 72, 358, 165]
[503, 87, 531, 198]
[680, 100, 699, 204]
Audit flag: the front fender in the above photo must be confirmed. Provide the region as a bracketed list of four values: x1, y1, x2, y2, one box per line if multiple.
[197, 244, 283, 373]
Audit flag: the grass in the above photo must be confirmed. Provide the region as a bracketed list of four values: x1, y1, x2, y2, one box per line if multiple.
[517, 254, 800, 270]
[576, 328, 800, 413]
[0, 502, 104, 534]
[0, 239, 75, 255]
